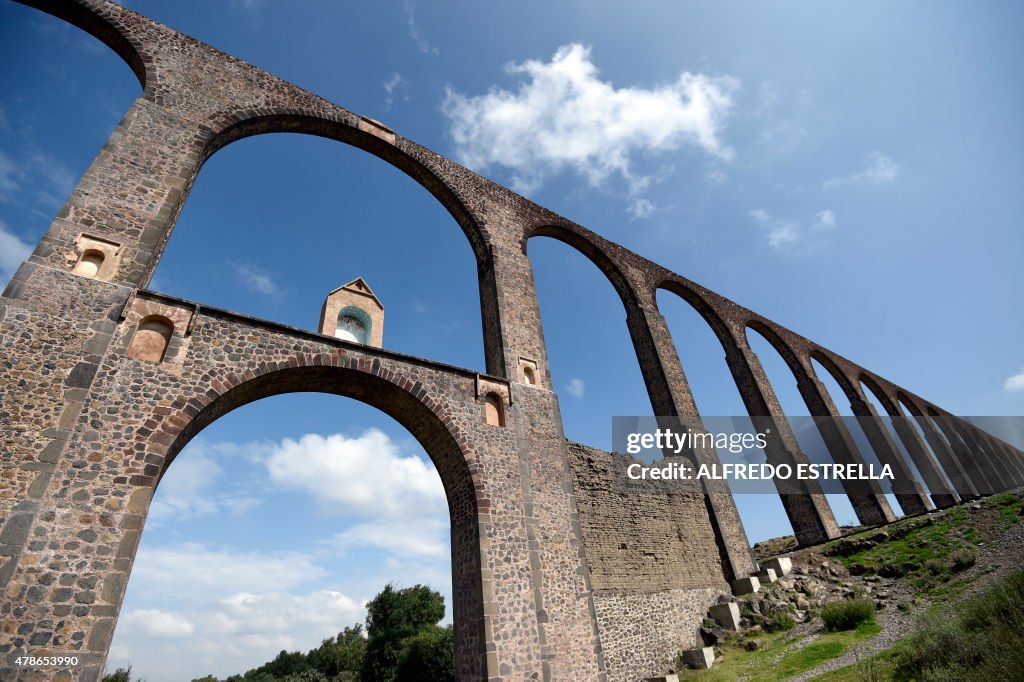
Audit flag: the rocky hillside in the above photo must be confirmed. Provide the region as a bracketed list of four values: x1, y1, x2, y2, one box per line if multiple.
[678, 490, 1024, 681]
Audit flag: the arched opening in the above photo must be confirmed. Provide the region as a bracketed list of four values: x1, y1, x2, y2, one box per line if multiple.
[105, 367, 482, 681]
[336, 306, 372, 345]
[1, 3, 140, 289]
[525, 233, 650, 450]
[522, 365, 537, 386]
[483, 392, 505, 427]
[73, 249, 105, 277]
[655, 289, 796, 545]
[150, 132, 486, 371]
[126, 315, 173, 363]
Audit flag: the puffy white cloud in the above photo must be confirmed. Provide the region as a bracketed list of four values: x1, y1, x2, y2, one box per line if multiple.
[129, 542, 325, 596]
[0, 221, 33, 284]
[1005, 368, 1024, 392]
[443, 43, 738, 209]
[565, 378, 585, 398]
[119, 609, 195, 638]
[265, 429, 446, 518]
[824, 151, 899, 188]
[330, 517, 449, 559]
[107, 543, 367, 682]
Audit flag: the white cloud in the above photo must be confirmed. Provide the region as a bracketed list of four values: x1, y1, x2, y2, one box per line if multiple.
[149, 449, 260, 524]
[119, 609, 195, 638]
[228, 260, 281, 297]
[750, 208, 798, 249]
[0, 221, 33, 285]
[815, 209, 837, 229]
[230, 0, 266, 19]
[107, 543, 366, 682]
[751, 208, 839, 251]
[824, 151, 899, 189]
[404, 1, 438, 55]
[565, 378, 585, 398]
[443, 43, 739, 209]
[1005, 368, 1024, 392]
[706, 169, 729, 185]
[382, 72, 409, 111]
[331, 517, 448, 559]
[265, 429, 446, 518]
[129, 543, 325, 596]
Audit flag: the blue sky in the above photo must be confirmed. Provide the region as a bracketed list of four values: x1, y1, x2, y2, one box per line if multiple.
[3, 1, 1024, 679]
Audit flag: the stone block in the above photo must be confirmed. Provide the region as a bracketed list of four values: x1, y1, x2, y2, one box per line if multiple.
[732, 576, 761, 595]
[757, 567, 778, 584]
[643, 676, 679, 682]
[764, 556, 793, 577]
[682, 646, 715, 670]
[709, 602, 741, 630]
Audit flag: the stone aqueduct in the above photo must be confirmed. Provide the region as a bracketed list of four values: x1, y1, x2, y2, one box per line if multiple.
[2, 1, 1023, 680]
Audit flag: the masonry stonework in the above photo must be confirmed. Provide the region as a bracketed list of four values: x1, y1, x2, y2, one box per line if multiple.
[3, 1, 1024, 681]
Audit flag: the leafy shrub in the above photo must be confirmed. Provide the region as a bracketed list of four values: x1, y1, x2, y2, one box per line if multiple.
[949, 548, 976, 573]
[821, 598, 875, 632]
[762, 610, 796, 633]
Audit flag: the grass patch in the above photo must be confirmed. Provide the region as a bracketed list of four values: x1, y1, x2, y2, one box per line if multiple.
[680, 622, 881, 681]
[821, 599, 874, 632]
[891, 569, 1024, 681]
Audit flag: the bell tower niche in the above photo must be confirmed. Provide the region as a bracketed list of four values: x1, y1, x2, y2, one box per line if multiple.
[318, 277, 384, 348]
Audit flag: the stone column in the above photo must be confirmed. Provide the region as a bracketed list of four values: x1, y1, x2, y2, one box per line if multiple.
[900, 401, 979, 501]
[929, 415, 995, 495]
[868, 392, 957, 508]
[845, 387, 931, 516]
[792, 364, 896, 526]
[627, 305, 757, 581]
[722, 336, 839, 546]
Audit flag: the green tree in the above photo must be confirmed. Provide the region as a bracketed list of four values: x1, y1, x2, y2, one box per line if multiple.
[361, 584, 448, 682]
[102, 667, 135, 682]
[308, 624, 366, 680]
[394, 625, 454, 682]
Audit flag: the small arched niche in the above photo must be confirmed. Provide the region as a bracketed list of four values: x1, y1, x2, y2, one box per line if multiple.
[335, 306, 372, 345]
[127, 316, 174, 363]
[483, 392, 506, 427]
[74, 249, 105, 278]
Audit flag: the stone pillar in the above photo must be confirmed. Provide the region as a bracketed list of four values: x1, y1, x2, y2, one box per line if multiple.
[722, 336, 839, 546]
[900, 401, 979, 501]
[627, 305, 757, 581]
[792, 364, 896, 526]
[987, 436, 1024, 485]
[970, 428, 1023, 489]
[929, 415, 996, 495]
[953, 422, 1014, 492]
[874, 394, 958, 508]
[842, 387, 931, 516]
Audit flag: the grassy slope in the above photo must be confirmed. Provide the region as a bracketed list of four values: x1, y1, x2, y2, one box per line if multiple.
[683, 492, 1024, 681]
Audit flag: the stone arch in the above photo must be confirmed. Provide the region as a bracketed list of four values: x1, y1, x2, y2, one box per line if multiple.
[524, 224, 640, 311]
[809, 350, 861, 406]
[654, 277, 735, 345]
[196, 112, 492, 266]
[142, 360, 487, 679]
[16, 0, 150, 91]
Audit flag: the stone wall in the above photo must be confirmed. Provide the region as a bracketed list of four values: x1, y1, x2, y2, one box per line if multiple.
[566, 441, 729, 681]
